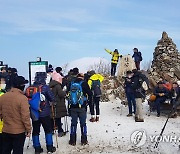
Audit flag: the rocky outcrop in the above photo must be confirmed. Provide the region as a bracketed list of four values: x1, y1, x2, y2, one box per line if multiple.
[149, 31, 180, 86]
[101, 76, 126, 103]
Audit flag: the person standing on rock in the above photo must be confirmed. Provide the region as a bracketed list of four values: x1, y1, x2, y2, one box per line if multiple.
[132, 48, 142, 70]
[105, 48, 122, 76]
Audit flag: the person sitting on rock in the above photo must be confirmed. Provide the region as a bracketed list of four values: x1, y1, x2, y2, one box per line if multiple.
[105, 48, 122, 76]
[154, 81, 169, 117]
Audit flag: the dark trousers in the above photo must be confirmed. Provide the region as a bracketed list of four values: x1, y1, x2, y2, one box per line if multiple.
[0, 134, 2, 154]
[32, 116, 52, 136]
[126, 92, 136, 114]
[90, 97, 100, 115]
[111, 63, 117, 76]
[2, 132, 26, 154]
[135, 61, 140, 70]
[70, 108, 86, 131]
[51, 118, 64, 133]
[154, 97, 166, 115]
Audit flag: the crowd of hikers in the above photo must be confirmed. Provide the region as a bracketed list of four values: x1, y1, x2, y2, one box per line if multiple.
[0, 47, 180, 154]
[0, 66, 104, 154]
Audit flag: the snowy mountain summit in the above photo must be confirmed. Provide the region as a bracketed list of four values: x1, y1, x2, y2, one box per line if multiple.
[63, 57, 109, 73]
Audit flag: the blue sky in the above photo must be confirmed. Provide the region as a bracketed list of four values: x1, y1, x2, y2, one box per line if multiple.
[0, 0, 180, 77]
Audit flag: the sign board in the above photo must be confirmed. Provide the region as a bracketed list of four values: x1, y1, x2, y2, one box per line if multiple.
[29, 61, 48, 85]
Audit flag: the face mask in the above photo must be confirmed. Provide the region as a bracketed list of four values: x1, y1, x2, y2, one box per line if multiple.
[0, 84, 6, 89]
[127, 75, 133, 78]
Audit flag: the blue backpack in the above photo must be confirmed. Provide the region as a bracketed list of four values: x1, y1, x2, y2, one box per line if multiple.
[29, 92, 41, 121]
[69, 81, 85, 107]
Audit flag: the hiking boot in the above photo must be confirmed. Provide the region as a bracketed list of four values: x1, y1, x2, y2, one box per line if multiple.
[96, 116, 99, 122]
[135, 118, 144, 122]
[47, 145, 56, 153]
[69, 134, 76, 146]
[58, 132, 66, 137]
[81, 135, 88, 145]
[89, 117, 96, 122]
[171, 113, 177, 118]
[127, 114, 133, 117]
[35, 146, 43, 154]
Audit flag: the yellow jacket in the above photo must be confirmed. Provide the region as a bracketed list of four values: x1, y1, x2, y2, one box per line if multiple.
[105, 49, 121, 64]
[0, 88, 4, 133]
[88, 74, 104, 89]
[0, 120, 3, 133]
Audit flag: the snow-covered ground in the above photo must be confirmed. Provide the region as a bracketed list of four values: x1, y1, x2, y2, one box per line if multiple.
[24, 100, 180, 154]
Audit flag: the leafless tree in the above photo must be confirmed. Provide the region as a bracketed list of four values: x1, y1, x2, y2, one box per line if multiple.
[141, 60, 152, 71]
[61, 63, 69, 75]
[88, 60, 111, 75]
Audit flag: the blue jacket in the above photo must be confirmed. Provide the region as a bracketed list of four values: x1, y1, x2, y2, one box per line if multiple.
[132, 52, 142, 62]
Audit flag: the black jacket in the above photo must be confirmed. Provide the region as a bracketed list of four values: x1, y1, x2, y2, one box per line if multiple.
[49, 80, 67, 118]
[131, 71, 145, 98]
[154, 87, 169, 98]
[124, 77, 134, 94]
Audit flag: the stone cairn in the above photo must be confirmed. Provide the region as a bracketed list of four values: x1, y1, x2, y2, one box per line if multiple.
[149, 31, 180, 88]
[101, 32, 180, 102]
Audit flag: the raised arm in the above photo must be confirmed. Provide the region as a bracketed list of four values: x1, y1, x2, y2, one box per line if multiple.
[105, 48, 113, 55]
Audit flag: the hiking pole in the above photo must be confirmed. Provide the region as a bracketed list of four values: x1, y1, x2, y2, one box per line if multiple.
[65, 116, 69, 133]
[51, 105, 59, 149]
[154, 110, 173, 148]
[64, 116, 69, 133]
[139, 91, 152, 116]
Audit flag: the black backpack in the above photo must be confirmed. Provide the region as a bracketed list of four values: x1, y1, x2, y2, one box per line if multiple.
[91, 80, 102, 97]
[138, 52, 143, 61]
